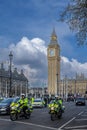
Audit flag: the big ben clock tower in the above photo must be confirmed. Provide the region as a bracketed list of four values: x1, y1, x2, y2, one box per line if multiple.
[47, 28, 60, 96]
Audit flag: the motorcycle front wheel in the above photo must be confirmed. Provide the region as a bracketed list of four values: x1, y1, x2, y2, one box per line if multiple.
[25, 110, 31, 119]
[51, 113, 55, 121]
[10, 112, 17, 121]
[57, 110, 62, 119]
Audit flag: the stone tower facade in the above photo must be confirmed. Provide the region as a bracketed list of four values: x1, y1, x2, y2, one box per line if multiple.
[47, 29, 60, 96]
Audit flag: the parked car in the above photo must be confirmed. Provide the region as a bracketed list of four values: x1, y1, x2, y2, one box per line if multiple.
[32, 98, 44, 108]
[0, 98, 14, 114]
[75, 97, 86, 106]
[10, 97, 20, 107]
[0, 97, 4, 103]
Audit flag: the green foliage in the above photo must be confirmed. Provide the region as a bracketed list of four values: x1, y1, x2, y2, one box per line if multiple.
[59, 0, 87, 45]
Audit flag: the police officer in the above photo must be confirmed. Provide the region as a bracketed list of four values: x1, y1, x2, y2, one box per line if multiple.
[55, 95, 63, 109]
[18, 93, 29, 118]
[31, 97, 34, 104]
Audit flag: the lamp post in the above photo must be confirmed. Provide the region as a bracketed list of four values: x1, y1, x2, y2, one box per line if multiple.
[9, 51, 13, 97]
[63, 78, 64, 99]
[26, 81, 28, 97]
[56, 73, 58, 95]
[75, 79, 76, 96]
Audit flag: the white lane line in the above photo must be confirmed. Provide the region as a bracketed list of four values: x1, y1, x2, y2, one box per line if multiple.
[84, 112, 87, 114]
[0, 118, 57, 130]
[14, 121, 58, 130]
[75, 118, 87, 121]
[72, 129, 87, 130]
[78, 111, 83, 115]
[0, 118, 11, 122]
[81, 115, 87, 117]
[65, 125, 87, 129]
[58, 117, 76, 130]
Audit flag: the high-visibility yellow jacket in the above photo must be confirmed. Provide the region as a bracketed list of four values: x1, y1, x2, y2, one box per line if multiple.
[31, 97, 35, 104]
[58, 99, 63, 105]
[18, 98, 28, 107]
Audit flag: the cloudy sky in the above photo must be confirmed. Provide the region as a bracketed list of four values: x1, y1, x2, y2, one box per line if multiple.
[0, 0, 87, 87]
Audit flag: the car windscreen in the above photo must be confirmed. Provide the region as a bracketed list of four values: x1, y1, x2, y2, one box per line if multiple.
[76, 98, 85, 101]
[13, 98, 20, 103]
[1, 98, 14, 103]
[0, 99, 3, 102]
[34, 100, 42, 102]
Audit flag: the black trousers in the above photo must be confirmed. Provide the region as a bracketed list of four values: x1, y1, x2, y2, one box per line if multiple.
[23, 106, 28, 116]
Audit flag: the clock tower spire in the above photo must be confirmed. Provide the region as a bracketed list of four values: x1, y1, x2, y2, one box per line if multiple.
[47, 28, 60, 96]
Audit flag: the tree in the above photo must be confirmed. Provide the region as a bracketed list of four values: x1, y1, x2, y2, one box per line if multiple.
[59, 0, 87, 45]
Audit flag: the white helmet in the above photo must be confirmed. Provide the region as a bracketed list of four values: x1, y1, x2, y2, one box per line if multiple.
[55, 95, 59, 98]
[21, 93, 25, 97]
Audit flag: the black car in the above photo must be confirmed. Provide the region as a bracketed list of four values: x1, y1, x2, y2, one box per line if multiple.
[75, 97, 86, 106]
[0, 98, 14, 114]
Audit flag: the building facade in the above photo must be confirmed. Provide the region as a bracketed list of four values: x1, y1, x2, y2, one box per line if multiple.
[47, 30, 87, 98]
[0, 63, 28, 97]
[47, 29, 60, 96]
[28, 87, 48, 98]
[60, 73, 87, 98]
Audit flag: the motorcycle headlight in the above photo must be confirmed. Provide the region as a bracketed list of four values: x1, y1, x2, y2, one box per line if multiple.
[51, 107, 54, 110]
[62, 105, 65, 109]
[11, 106, 16, 110]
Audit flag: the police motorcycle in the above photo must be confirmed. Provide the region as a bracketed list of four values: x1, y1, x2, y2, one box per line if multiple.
[10, 101, 33, 121]
[48, 100, 65, 121]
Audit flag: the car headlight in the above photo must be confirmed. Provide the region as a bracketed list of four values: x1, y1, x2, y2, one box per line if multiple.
[1, 107, 7, 110]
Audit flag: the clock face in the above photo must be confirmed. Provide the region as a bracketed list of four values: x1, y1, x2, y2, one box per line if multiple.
[49, 49, 55, 56]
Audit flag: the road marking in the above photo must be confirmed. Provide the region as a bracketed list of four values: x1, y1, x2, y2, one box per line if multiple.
[85, 112, 87, 114]
[15, 121, 58, 130]
[72, 129, 87, 130]
[65, 125, 87, 129]
[58, 117, 76, 130]
[0, 118, 57, 130]
[75, 118, 87, 121]
[78, 111, 83, 115]
[0, 118, 11, 122]
[81, 115, 87, 117]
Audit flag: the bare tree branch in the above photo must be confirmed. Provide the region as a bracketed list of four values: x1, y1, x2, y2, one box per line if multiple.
[59, 0, 87, 45]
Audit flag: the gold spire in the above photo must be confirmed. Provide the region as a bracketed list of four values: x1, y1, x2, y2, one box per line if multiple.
[51, 28, 57, 41]
[49, 28, 58, 45]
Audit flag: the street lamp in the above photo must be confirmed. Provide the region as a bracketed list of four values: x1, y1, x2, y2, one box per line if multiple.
[63, 78, 64, 99]
[75, 79, 76, 96]
[56, 73, 58, 95]
[9, 51, 13, 97]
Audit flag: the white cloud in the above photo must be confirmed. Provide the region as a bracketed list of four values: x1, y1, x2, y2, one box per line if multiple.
[0, 36, 87, 87]
[9, 36, 87, 86]
[9, 37, 47, 65]
[61, 56, 87, 78]
[31, 38, 47, 55]
[8, 37, 47, 87]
